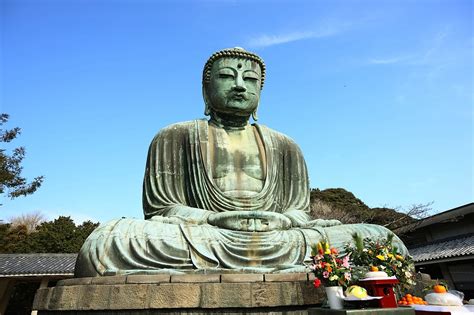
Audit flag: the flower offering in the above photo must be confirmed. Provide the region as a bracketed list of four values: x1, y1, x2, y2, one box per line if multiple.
[310, 239, 352, 288]
[344, 233, 415, 291]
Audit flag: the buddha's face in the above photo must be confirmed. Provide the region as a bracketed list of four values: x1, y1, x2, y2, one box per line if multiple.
[206, 57, 262, 117]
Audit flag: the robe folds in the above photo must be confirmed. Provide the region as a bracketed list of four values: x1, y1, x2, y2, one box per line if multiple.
[75, 120, 407, 277]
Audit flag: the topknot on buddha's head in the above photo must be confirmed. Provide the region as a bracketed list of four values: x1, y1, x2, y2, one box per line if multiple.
[202, 47, 266, 90]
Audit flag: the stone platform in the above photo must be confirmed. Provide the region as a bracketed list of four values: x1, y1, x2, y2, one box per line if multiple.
[33, 273, 325, 314]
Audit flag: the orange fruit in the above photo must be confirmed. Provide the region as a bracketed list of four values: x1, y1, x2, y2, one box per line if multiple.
[433, 285, 447, 293]
[406, 294, 413, 299]
[370, 266, 379, 272]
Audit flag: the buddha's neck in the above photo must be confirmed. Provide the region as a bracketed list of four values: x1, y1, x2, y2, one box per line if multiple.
[209, 111, 250, 130]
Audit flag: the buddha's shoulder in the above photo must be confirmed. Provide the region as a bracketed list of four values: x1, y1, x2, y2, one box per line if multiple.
[159, 119, 202, 132]
[255, 124, 300, 147]
[152, 119, 204, 139]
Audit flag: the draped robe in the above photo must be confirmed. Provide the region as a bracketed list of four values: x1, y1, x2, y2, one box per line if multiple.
[75, 120, 407, 277]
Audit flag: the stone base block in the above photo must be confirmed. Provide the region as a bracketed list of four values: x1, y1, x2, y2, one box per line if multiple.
[34, 273, 324, 314]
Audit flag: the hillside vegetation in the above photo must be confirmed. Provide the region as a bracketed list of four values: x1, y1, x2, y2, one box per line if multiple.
[309, 188, 430, 231]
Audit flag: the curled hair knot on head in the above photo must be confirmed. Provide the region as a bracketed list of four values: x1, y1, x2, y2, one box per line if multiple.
[202, 47, 266, 90]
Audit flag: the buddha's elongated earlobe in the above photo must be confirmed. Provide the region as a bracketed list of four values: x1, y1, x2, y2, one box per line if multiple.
[252, 107, 258, 121]
[251, 111, 258, 121]
[203, 86, 211, 116]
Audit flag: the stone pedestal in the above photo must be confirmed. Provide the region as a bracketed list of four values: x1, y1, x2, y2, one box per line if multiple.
[33, 273, 325, 314]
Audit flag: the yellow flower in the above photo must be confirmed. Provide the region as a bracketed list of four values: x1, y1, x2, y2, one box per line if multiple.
[388, 253, 394, 259]
[376, 255, 385, 261]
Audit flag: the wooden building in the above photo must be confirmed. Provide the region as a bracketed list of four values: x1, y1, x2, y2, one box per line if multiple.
[0, 253, 76, 314]
[398, 203, 474, 299]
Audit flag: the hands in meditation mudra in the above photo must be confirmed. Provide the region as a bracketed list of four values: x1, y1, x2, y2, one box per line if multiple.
[75, 48, 407, 277]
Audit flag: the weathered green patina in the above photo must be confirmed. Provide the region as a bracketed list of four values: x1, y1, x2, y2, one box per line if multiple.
[74, 48, 407, 277]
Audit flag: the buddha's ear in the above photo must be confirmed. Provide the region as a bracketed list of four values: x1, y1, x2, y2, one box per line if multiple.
[252, 101, 259, 121]
[252, 108, 258, 121]
[202, 85, 211, 116]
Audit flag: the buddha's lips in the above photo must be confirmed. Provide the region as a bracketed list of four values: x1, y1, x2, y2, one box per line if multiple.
[231, 93, 247, 100]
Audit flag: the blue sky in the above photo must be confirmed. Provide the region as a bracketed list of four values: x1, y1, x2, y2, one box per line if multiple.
[1, 0, 472, 224]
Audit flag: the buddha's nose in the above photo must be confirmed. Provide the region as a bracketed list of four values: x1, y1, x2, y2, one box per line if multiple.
[234, 76, 246, 92]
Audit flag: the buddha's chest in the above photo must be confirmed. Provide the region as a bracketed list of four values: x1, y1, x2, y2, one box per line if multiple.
[208, 126, 266, 195]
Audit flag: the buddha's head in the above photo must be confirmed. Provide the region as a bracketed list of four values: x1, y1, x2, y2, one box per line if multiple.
[202, 47, 266, 121]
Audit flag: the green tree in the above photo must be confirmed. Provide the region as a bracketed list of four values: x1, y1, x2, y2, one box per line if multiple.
[0, 215, 99, 253]
[0, 224, 34, 253]
[0, 114, 43, 203]
[29, 216, 99, 253]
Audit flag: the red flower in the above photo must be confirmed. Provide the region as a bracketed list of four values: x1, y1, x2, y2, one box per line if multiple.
[318, 249, 324, 255]
[313, 278, 321, 288]
[331, 248, 338, 255]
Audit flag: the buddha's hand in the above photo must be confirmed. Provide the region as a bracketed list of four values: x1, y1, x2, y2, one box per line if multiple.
[149, 215, 186, 225]
[207, 211, 292, 232]
[284, 210, 342, 228]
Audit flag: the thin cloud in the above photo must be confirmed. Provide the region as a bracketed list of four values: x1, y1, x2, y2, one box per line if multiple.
[368, 27, 451, 66]
[419, 28, 449, 64]
[246, 27, 341, 49]
[368, 57, 409, 65]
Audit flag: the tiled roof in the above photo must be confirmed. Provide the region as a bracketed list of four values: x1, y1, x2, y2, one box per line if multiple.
[0, 253, 77, 276]
[409, 234, 474, 263]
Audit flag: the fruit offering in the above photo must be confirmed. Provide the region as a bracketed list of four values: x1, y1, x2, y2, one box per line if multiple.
[433, 284, 447, 293]
[398, 293, 428, 305]
[346, 285, 368, 299]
